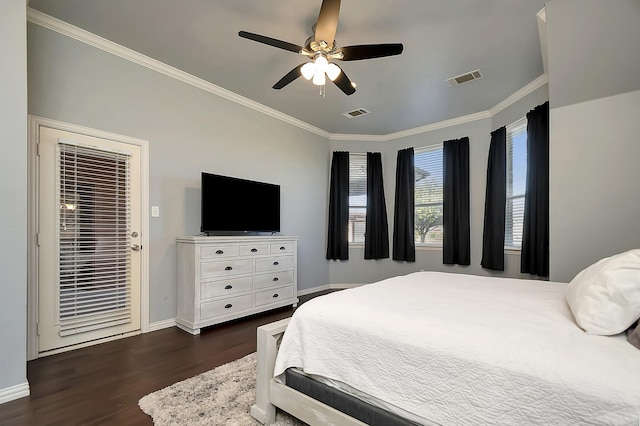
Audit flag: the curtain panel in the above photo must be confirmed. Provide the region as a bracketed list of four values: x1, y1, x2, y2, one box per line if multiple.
[481, 127, 507, 271]
[364, 152, 390, 259]
[392, 148, 415, 262]
[326, 151, 349, 260]
[443, 137, 471, 265]
[521, 101, 550, 277]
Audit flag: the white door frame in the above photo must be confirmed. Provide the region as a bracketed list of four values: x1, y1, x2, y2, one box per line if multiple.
[27, 116, 150, 360]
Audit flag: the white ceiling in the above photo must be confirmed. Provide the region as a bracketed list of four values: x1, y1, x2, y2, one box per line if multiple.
[27, 0, 547, 136]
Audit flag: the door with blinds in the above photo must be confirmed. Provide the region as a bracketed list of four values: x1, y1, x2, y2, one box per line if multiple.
[38, 126, 141, 354]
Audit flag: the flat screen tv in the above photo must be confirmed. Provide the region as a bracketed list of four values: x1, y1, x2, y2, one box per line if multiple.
[201, 172, 280, 234]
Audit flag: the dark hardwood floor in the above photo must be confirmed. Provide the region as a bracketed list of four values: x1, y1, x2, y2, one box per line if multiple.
[0, 291, 333, 426]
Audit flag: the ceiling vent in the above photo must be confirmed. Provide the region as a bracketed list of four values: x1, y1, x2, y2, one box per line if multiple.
[343, 108, 370, 119]
[446, 69, 484, 87]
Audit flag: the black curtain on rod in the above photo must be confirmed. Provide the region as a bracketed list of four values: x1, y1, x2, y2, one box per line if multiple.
[521, 101, 549, 277]
[365, 152, 389, 259]
[481, 127, 507, 271]
[392, 148, 415, 262]
[326, 151, 349, 260]
[443, 137, 470, 265]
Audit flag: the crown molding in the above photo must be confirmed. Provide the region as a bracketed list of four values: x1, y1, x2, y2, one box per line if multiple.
[489, 74, 549, 117]
[330, 133, 388, 142]
[386, 111, 493, 141]
[26, 8, 330, 140]
[27, 8, 547, 142]
[331, 110, 492, 142]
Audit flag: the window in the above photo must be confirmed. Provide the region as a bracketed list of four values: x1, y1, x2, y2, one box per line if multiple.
[506, 118, 527, 248]
[414, 146, 444, 245]
[348, 153, 367, 243]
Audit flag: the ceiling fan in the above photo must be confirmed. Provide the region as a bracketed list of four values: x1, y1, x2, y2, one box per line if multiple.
[238, 0, 403, 96]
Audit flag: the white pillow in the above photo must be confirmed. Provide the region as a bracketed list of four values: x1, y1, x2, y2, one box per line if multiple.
[566, 249, 640, 335]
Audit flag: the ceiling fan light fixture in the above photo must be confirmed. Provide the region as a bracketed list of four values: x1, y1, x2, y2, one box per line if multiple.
[312, 70, 326, 86]
[326, 63, 341, 81]
[301, 62, 316, 80]
[314, 55, 328, 72]
[311, 53, 329, 85]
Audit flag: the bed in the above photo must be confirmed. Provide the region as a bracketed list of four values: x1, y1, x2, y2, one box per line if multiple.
[251, 267, 640, 425]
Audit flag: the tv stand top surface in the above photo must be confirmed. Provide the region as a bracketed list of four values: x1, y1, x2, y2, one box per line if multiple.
[177, 235, 299, 244]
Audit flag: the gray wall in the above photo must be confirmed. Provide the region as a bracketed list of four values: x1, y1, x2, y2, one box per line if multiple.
[546, 0, 640, 109]
[27, 24, 330, 322]
[328, 85, 548, 285]
[546, 0, 640, 282]
[549, 90, 640, 282]
[0, 0, 28, 392]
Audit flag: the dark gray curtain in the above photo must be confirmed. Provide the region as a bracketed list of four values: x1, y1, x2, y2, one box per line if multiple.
[392, 148, 415, 262]
[481, 127, 507, 270]
[365, 152, 389, 259]
[521, 101, 549, 277]
[443, 137, 470, 265]
[326, 151, 349, 260]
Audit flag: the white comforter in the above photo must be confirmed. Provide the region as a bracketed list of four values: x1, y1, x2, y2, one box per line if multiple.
[274, 272, 640, 425]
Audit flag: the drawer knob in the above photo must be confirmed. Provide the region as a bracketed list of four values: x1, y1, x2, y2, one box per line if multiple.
[215, 250, 224, 254]
[272, 277, 279, 282]
[224, 266, 233, 271]
[224, 285, 233, 290]
[224, 304, 233, 309]
[251, 248, 257, 252]
[273, 293, 279, 298]
[273, 261, 279, 266]
[280, 246, 286, 250]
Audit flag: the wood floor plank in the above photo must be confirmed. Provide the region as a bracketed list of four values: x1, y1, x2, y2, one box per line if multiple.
[0, 291, 334, 425]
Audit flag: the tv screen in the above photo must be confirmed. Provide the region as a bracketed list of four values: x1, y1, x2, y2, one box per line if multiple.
[201, 172, 280, 234]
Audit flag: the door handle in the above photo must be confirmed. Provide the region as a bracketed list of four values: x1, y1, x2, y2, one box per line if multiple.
[131, 244, 141, 251]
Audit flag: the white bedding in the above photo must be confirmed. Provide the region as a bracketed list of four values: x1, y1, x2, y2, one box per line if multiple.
[274, 272, 640, 425]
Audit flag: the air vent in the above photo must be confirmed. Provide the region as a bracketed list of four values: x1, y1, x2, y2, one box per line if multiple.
[446, 69, 484, 87]
[343, 108, 370, 119]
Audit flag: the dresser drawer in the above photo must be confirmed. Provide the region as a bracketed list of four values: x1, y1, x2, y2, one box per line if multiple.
[200, 276, 253, 299]
[255, 255, 294, 272]
[201, 245, 238, 259]
[200, 294, 253, 320]
[201, 259, 253, 279]
[270, 242, 295, 254]
[238, 244, 269, 256]
[254, 270, 294, 289]
[255, 285, 294, 307]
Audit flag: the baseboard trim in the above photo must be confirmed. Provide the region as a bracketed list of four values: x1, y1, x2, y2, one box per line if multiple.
[0, 382, 30, 404]
[297, 283, 364, 297]
[148, 318, 177, 332]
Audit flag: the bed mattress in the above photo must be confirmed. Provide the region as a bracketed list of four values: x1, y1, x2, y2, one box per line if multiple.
[274, 272, 640, 425]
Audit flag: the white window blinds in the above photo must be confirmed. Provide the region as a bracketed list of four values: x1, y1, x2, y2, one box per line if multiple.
[57, 141, 132, 336]
[348, 153, 367, 243]
[414, 146, 444, 245]
[506, 118, 527, 248]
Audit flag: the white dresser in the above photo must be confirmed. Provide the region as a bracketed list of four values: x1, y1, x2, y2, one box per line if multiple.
[176, 235, 299, 334]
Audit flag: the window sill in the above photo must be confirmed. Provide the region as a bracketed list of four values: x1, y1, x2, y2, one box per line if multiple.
[505, 247, 522, 255]
[416, 244, 442, 251]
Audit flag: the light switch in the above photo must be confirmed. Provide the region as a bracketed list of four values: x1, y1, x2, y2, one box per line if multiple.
[151, 206, 160, 217]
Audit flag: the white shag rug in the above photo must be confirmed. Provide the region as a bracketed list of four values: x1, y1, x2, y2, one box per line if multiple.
[138, 353, 305, 426]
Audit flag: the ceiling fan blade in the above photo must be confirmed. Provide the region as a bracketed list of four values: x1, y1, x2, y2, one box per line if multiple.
[338, 44, 404, 61]
[273, 64, 304, 89]
[314, 0, 340, 48]
[238, 31, 303, 54]
[331, 65, 356, 95]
